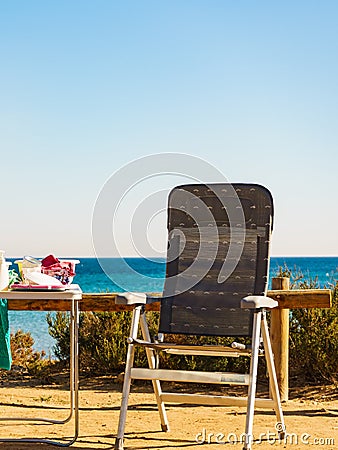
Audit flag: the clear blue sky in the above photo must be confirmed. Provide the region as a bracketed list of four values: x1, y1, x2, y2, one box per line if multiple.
[1, 0, 337, 258]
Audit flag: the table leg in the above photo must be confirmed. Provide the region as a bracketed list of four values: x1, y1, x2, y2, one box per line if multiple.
[0, 298, 80, 446]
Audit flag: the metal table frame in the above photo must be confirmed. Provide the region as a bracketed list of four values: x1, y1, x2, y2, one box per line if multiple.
[0, 285, 82, 447]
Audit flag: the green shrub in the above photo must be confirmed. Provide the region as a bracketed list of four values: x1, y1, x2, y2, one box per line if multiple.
[289, 283, 338, 383]
[47, 311, 158, 373]
[0, 329, 48, 377]
[275, 264, 338, 383]
[46, 267, 338, 384]
[0, 328, 54, 379]
[47, 310, 250, 375]
[10, 329, 45, 367]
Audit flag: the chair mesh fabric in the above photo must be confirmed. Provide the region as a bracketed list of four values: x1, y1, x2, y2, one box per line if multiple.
[159, 184, 273, 337]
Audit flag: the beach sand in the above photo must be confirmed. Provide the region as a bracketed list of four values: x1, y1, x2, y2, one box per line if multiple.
[0, 376, 337, 449]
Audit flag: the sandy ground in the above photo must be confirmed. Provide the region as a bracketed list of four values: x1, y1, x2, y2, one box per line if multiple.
[0, 376, 337, 450]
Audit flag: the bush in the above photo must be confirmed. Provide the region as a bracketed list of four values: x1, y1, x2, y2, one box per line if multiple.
[289, 283, 338, 383]
[46, 267, 338, 384]
[47, 311, 251, 375]
[10, 329, 46, 367]
[0, 330, 50, 377]
[0, 329, 53, 379]
[275, 264, 338, 383]
[47, 311, 158, 374]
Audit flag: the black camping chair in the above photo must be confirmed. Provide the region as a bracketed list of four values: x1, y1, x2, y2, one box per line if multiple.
[114, 183, 285, 450]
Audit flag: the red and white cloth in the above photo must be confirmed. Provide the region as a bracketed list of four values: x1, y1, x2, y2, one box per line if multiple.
[41, 254, 76, 285]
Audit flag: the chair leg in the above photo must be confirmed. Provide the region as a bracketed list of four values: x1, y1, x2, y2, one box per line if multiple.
[114, 306, 142, 450]
[261, 312, 286, 438]
[243, 311, 262, 450]
[140, 312, 170, 432]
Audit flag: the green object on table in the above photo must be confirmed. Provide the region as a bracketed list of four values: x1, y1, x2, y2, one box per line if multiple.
[0, 298, 12, 370]
[9, 269, 21, 285]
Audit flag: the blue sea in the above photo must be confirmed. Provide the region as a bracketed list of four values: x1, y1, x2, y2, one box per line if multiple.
[7, 257, 338, 356]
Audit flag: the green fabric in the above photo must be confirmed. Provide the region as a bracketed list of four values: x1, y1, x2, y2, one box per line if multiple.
[0, 298, 12, 370]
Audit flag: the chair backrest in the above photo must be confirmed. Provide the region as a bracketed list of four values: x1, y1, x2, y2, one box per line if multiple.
[159, 183, 274, 337]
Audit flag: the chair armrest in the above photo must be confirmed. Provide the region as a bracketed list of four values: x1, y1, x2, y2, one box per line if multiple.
[241, 295, 278, 309]
[115, 293, 147, 305]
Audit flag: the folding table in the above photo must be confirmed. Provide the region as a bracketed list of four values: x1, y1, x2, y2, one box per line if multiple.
[0, 285, 82, 447]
